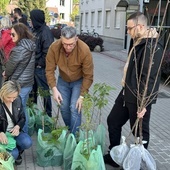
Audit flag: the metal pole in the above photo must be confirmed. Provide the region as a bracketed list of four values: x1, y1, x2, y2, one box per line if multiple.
[157, 0, 161, 28]
[139, 0, 144, 12]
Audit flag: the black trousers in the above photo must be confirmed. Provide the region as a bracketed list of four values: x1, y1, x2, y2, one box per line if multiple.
[107, 90, 152, 150]
[29, 67, 52, 117]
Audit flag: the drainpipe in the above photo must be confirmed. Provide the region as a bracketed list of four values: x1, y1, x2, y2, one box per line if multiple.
[139, 0, 144, 12]
[157, 0, 161, 28]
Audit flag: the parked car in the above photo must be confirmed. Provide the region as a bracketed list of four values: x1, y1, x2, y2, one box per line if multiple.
[49, 23, 67, 30]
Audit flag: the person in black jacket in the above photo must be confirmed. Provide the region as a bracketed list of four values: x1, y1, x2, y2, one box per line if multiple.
[104, 12, 163, 168]
[30, 9, 54, 117]
[0, 80, 32, 164]
[3, 23, 36, 133]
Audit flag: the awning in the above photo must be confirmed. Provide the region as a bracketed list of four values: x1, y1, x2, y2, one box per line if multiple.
[117, 0, 139, 8]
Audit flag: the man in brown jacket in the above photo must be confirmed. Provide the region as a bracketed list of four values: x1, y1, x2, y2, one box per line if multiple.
[46, 26, 94, 134]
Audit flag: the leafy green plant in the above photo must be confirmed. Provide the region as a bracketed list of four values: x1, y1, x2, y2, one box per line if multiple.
[91, 83, 115, 124]
[80, 83, 115, 158]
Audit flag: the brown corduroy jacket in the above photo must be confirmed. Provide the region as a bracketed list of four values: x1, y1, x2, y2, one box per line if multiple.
[46, 38, 94, 96]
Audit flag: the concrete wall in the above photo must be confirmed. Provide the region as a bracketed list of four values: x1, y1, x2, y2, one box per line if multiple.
[79, 0, 126, 48]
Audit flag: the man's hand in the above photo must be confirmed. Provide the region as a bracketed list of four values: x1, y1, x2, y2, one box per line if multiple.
[2, 71, 7, 80]
[137, 108, 147, 118]
[52, 87, 63, 105]
[76, 96, 84, 113]
[10, 125, 20, 136]
[0, 132, 8, 144]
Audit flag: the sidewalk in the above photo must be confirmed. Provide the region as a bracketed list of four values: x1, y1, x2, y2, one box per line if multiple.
[15, 42, 170, 170]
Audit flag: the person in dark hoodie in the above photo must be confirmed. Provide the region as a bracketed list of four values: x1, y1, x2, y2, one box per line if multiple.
[104, 12, 163, 168]
[30, 9, 54, 117]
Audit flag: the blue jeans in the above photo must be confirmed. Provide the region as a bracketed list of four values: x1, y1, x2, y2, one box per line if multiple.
[57, 76, 82, 134]
[32, 68, 52, 117]
[8, 132, 32, 160]
[20, 86, 32, 133]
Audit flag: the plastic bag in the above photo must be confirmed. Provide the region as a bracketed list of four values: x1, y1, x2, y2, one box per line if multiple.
[110, 136, 129, 166]
[71, 140, 106, 170]
[0, 132, 16, 151]
[63, 133, 77, 170]
[35, 112, 55, 133]
[26, 106, 36, 136]
[123, 145, 142, 170]
[0, 147, 15, 170]
[140, 145, 156, 170]
[94, 124, 106, 154]
[36, 129, 65, 167]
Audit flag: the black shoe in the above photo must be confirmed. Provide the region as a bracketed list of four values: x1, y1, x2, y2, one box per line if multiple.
[15, 154, 22, 165]
[104, 153, 120, 168]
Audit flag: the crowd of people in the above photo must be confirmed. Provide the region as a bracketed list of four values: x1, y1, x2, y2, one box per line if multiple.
[0, 8, 163, 169]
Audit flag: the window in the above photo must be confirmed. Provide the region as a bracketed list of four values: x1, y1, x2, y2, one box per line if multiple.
[105, 10, 111, 28]
[97, 11, 102, 27]
[85, 12, 88, 27]
[60, 0, 65, 6]
[115, 10, 121, 28]
[91, 11, 95, 27]
[60, 13, 65, 20]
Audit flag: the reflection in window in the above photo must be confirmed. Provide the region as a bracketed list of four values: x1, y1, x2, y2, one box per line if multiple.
[98, 11, 102, 27]
[60, 0, 65, 6]
[105, 10, 111, 28]
[60, 13, 65, 19]
[91, 11, 95, 27]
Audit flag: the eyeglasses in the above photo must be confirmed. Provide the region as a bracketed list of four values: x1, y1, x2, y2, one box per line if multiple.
[62, 42, 76, 47]
[127, 25, 137, 31]
[10, 32, 15, 37]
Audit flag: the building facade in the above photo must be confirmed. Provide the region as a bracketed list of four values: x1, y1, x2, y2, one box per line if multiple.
[46, 0, 73, 24]
[79, 0, 170, 49]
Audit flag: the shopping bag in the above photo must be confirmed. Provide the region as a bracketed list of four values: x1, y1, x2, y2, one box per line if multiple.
[71, 140, 106, 170]
[110, 136, 129, 166]
[0, 147, 15, 170]
[36, 129, 66, 167]
[26, 106, 36, 136]
[94, 124, 106, 154]
[63, 133, 77, 170]
[0, 132, 16, 151]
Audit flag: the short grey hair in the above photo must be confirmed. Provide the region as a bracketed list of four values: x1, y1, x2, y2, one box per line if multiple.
[61, 26, 77, 39]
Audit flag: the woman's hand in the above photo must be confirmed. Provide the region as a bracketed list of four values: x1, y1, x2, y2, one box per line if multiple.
[10, 125, 20, 136]
[0, 132, 8, 144]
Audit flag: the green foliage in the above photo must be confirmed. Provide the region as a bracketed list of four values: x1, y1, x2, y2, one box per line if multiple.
[42, 126, 67, 146]
[0, 0, 10, 15]
[80, 83, 115, 158]
[70, 0, 79, 21]
[37, 86, 51, 98]
[17, 0, 50, 23]
[81, 83, 115, 127]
